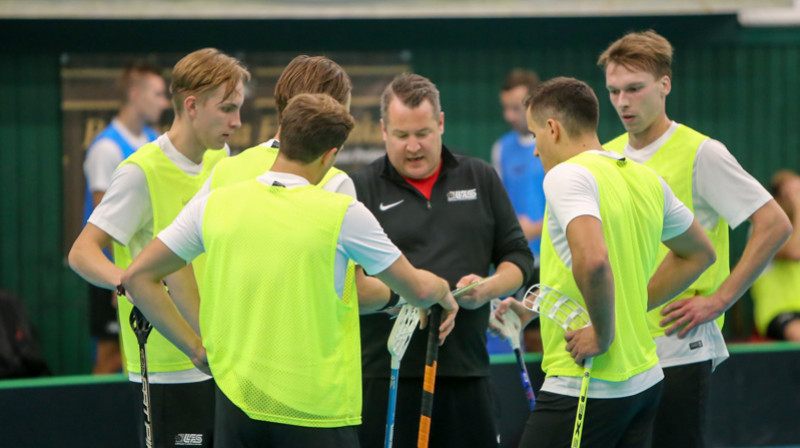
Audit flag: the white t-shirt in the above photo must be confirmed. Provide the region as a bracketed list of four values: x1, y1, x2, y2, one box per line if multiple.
[158, 171, 402, 299]
[540, 150, 693, 399]
[196, 138, 357, 199]
[543, 150, 695, 269]
[83, 118, 153, 193]
[622, 121, 771, 369]
[623, 121, 772, 231]
[88, 133, 227, 384]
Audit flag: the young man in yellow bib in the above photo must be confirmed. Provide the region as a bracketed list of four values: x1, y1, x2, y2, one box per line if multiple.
[120, 93, 459, 448]
[751, 170, 800, 341]
[495, 77, 715, 448]
[599, 30, 791, 447]
[69, 48, 250, 448]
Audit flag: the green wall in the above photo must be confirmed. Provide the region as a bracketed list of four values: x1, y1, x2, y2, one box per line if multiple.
[1, 15, 798, 374]
[0, 52, 90, 374]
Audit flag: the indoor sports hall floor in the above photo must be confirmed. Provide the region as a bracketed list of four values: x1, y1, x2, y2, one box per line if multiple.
[1, 341, 795, 448]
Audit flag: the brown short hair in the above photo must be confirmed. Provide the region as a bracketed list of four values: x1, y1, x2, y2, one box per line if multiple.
[274, 55, 352, 122]
[117, 61, 163, 103]
[597, 30, 673, 79]
[502, 69, 540, 93]
[380, 73, 441, 122]
[280, 93, 355, 164]
[524, 77, 599, 138]
[170, 48, 251, 115]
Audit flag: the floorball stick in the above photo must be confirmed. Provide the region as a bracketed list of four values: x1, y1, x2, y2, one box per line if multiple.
[417, 274, 500, 448]
[490, 298, 535, 409]
[417, 304, 441, 448]
[523, 284, 592, 448]
[129, 305, 154, 448]
[385, 304, 420, 448]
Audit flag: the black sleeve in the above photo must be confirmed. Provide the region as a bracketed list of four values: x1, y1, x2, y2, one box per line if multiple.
[483, 162, 535, 286]
[350, 167, 374, 208]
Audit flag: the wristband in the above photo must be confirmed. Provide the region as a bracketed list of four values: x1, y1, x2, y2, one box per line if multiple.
[379, 290, 401, 311]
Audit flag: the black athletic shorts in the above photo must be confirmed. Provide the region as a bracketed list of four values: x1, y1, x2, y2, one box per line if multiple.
[519, 381, 663, 448]
[89, 284, 120, 340]
[360, 376, 499, 448]
[214, 384, 359, 448]
[652, 361, 712, 448]
[131, 379, 215, 448]
[766, 312, 800, 340]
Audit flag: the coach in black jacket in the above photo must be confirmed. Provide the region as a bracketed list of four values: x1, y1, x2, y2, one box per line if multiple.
[352, 73, 534, 448]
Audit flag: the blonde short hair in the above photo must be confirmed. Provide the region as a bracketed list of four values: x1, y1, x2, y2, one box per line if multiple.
[597, 30, 673, 79]
[274, 55, 352, 122]
[170, 48, 251, 115]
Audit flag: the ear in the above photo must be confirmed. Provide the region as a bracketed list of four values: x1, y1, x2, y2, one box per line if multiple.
[547, 118, 560, 142]
[380, 118, 388, 142]
[661, 76, 672, 97]
[321, 146, 339, 167]
[184, 95, 198, 118]
[438, 111, 445, 135]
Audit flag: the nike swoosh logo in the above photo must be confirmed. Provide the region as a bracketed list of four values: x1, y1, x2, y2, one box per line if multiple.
[379, 199, 404, 212]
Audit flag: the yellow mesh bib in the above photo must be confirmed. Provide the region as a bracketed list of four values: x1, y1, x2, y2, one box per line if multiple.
[113, 143, 226, 373]
[751, 260, 800, 335]
[201, 180, 361, 427]
[209, 145, 357, 307]
[210, 145, 347, 191]
[606, 125, 729, 336]
[539, 152, 662, 381]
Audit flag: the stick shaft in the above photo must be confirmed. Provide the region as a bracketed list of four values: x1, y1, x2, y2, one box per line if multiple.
[571, 359, 593, 448]
[513, 348, 535, 410]
[138, 332, 154, 448]
[417, 305, 441, 448]
[384, 367, 400, 448]
[130, 307, 154, 448]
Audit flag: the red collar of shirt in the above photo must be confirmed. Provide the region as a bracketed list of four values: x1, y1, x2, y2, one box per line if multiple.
[401, 161, 442, 200]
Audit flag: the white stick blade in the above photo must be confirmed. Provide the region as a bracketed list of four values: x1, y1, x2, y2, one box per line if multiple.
[522, 284, 591, 331]
[489, 298, 522, 350]
[387, 304, 419, 359]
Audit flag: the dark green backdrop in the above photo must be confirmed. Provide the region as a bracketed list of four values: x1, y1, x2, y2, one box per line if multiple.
[2, 15, 798, 374]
